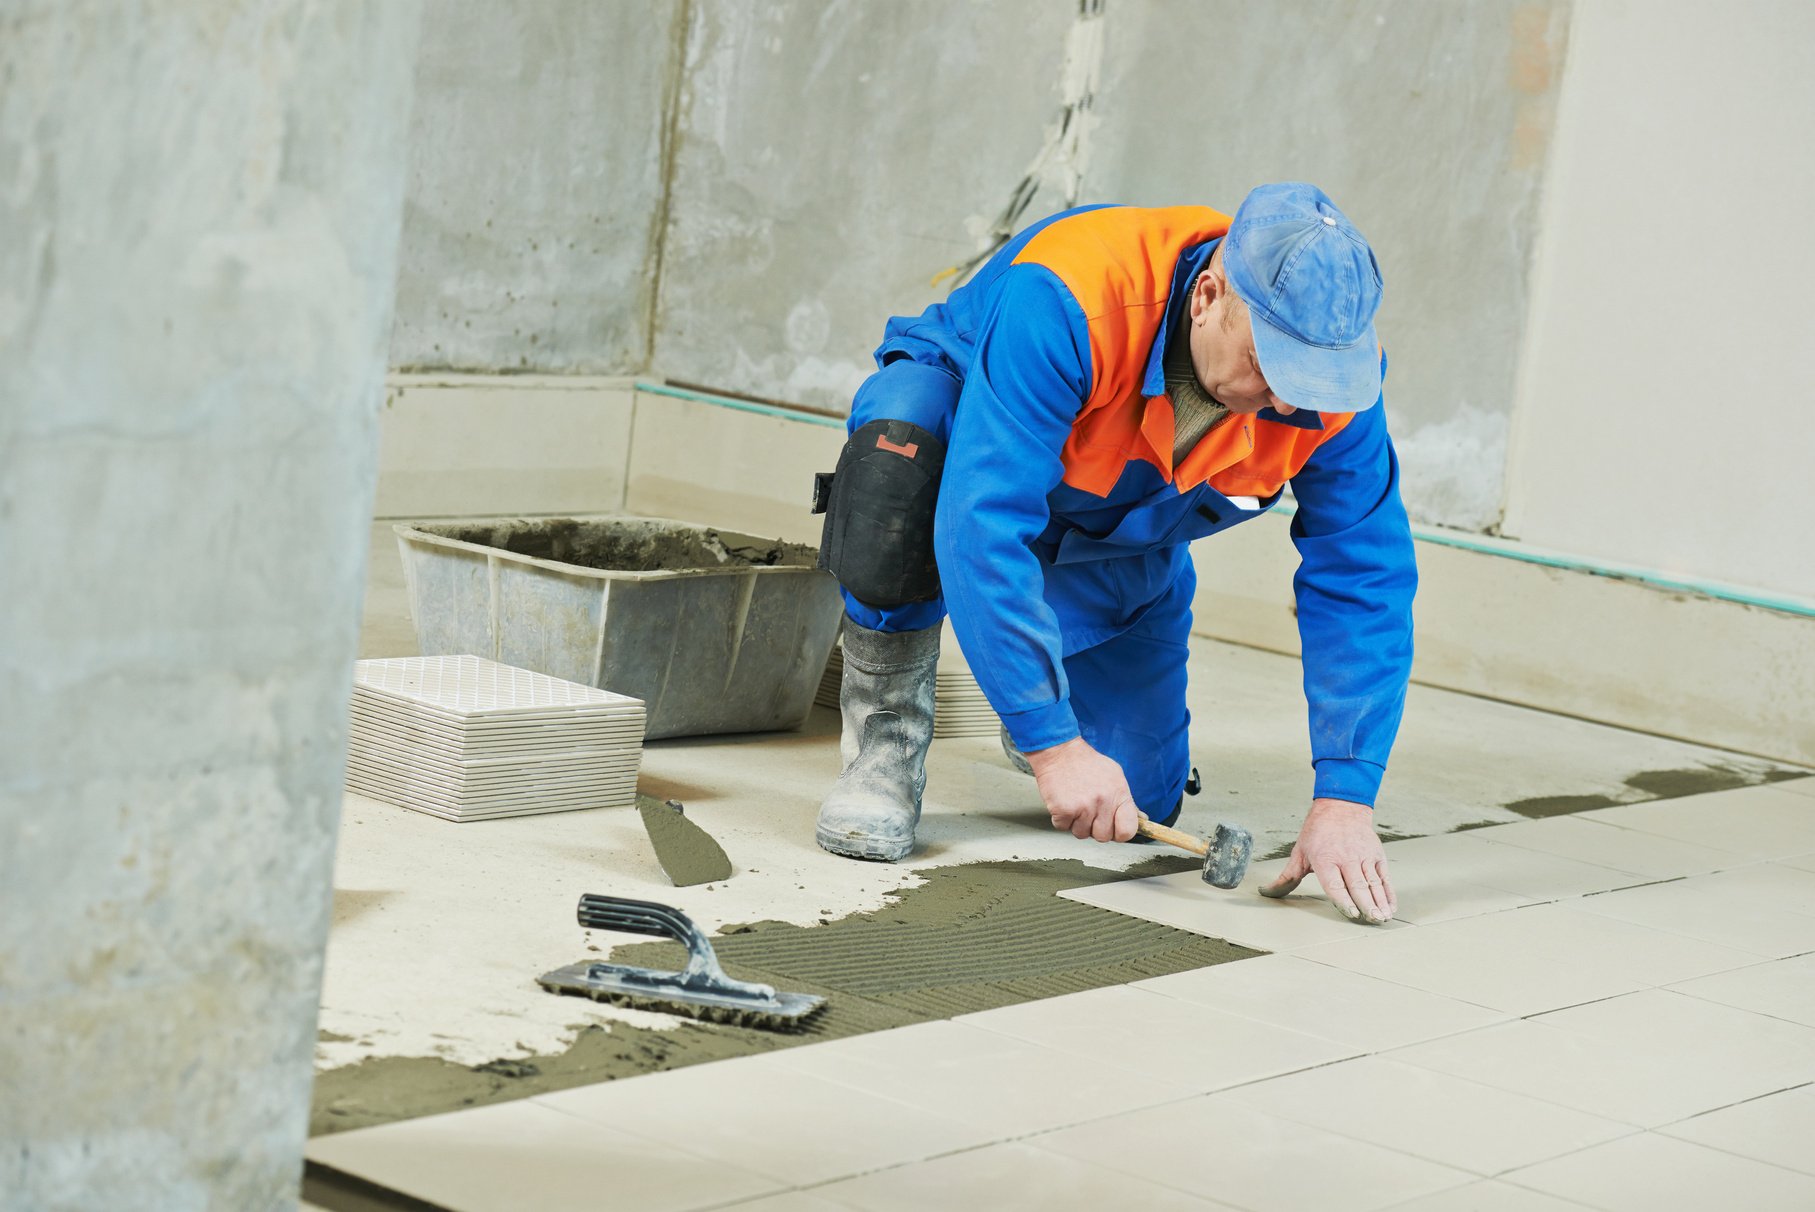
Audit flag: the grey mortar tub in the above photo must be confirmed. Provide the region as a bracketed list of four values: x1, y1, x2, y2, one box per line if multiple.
[395, 516, 844, 739]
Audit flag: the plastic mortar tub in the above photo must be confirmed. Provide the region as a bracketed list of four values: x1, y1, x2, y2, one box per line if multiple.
[394, 516, 844, 739]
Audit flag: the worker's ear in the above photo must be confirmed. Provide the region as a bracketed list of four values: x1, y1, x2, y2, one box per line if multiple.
[1189, 270, 1219, 325]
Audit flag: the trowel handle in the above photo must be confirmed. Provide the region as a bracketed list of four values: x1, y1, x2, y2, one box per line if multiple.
[1136, 813, 1209, 856]
[576, 894, 774, 999]
[578, 894, 703, 944]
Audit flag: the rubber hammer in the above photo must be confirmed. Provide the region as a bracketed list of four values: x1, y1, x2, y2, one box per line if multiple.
[1136, 814, 1253, 889]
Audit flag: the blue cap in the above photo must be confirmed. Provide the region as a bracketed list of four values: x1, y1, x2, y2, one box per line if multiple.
[1222, 183, 1383, 413]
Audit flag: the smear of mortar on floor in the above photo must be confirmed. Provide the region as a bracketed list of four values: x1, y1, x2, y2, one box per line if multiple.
[1501, 761, 1805, 819]
[309, 853, 1255, 1136]
[637, 794, 732, 886]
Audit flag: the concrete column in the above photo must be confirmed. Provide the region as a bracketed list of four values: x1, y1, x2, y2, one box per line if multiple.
[0, 4, 421, 1209]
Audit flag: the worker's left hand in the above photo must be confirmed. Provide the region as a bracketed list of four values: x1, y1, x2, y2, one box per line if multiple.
[1258, 798, 1396, 924]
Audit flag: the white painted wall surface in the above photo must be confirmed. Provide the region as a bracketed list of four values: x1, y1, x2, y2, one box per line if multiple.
[1502, 0, 1815, 599]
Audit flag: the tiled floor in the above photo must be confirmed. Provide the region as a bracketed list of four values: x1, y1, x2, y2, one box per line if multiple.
[306, 779, 1815, 1211]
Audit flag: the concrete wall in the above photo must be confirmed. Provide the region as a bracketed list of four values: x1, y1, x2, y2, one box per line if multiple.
[1502, 0, 1815, 600]
[1087, 0, 1569, 532]
[649, 0, 1087, 408]
[373, 5, 1811, 755]
[389, 1, 681, 374]
[0, 3, 421, 1208]
[392, 1, 1569, 538]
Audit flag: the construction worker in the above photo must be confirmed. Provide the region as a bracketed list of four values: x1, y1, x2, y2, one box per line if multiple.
[810, 183, 1415, 925]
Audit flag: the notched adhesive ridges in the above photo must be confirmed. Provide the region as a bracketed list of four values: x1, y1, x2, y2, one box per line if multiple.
[311, 853, 1262, 1136]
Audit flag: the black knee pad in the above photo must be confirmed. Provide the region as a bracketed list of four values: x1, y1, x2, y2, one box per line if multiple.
[812, 419, 945, 608]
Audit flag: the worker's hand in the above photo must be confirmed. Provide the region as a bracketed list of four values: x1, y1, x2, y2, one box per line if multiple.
[1258, 798, 1396, 924]
[1025, 737, 1139, 843]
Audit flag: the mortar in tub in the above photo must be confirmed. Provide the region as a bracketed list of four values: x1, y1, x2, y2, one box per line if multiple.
[394, 516, 844, 739]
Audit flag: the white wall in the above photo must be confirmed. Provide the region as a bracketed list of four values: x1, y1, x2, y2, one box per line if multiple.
[1503, 0, 1815, 600]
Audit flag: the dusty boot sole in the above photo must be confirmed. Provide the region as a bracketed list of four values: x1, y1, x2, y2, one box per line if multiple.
[815, 824, 914, 863]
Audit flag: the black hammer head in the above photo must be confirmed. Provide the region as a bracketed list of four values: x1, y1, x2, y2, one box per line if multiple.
[1202, 822, 1254, 889]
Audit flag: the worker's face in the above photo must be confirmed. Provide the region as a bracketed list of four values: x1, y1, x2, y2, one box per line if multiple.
[1185, 257, 1296, 416]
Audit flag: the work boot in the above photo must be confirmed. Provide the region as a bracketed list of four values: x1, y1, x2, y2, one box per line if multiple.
[816, 621, 941, 861]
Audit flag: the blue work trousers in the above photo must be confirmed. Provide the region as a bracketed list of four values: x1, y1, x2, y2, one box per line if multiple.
[839, 359, 1194, 817]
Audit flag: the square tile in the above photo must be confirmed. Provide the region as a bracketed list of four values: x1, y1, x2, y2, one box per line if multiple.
[1669, 952, 1815, 1027]
[1222, 1056, 1634, 1176]
[811, 1141, 1236, 1211]
[767, 1020, 1189, 1137]
[1579, 784, 1815, 861]
[1029, 1094, 1472, 1211]
[1531, 988, 1815, 1086]
[1780, 851, 1815, 873]
[711, 1192, 861, 1212]
[1394, 991, 1815, 1127]
[1059, 864, 1412, 951]
[1134, 954, 1507, 1052]
[1659, 1083, 1815, 1175]
[1501, 1132, 1815, 1211]
[1687, 861, 1815, 917]
[1467, 815, 1751, 879]
[304, 1098, 780, 1212]
[956, 984, 1361, 1092]
[1384, 1180, 1601, 1210]
[1293, 903, 1756, 1016]
[535, 1053, 988, 1186]
[1379, 833, 1646, 924]
[1756, 775, 1815, 800]
[1575, 874, 1815, 958]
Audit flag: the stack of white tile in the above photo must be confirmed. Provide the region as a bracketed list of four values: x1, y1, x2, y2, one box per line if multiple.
[346, 655, 645, 822]
[815, 626, 1000, 738]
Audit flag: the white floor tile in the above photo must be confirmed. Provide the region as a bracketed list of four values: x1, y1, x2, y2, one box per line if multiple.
[1530, 988, 1815, 1086]
[1389, 880, 1540, 926]
[1467, 815, 1750, 879]
[1379, 834, 1655, 907]
[1221, 1056, 1634, 1176]
[1383, 1180, 1598, 1210]
[1784, 852, 1815, 874]
[1578, 784, 1815, 861]
[1292, 903, 1756, 1016]
[1134, 952, 1507, 1051]
[1686, 860, 1815, 917]
[955, 984, 1361, 1093]
[1668, 952, 1815, 1027]
[1574, 874, 1815, 958]
[1393, 991, 1815, 1128]
[304, 1098, 781, 1212]
[1658, 1083, 1815, 1175]
[1058, 864, 1411, 951]
[1028, 1094, 1472, 1212]
[1501, 1132, 1815, 1211]
[765, 1019, 1189, 1137]
[533, 1054, 989, 1187]
[1756, 776, 1815, 800]
[811, 1140, 1237, 1211]
[717, 1193, 861, 1212]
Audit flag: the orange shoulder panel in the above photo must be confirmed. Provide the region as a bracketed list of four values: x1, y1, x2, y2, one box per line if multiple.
[1013, 206, 1232, 496]
[1207, 411, 1357, 499]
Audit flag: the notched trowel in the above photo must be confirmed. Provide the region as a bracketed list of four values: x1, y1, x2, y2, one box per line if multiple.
[538, 894, 826, 1031]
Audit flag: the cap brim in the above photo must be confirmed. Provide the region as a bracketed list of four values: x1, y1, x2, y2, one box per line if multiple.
[1250, 307, 1382, 413]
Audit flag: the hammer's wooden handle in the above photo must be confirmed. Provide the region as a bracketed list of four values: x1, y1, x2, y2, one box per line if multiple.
[1136, 812, 1207, 856]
